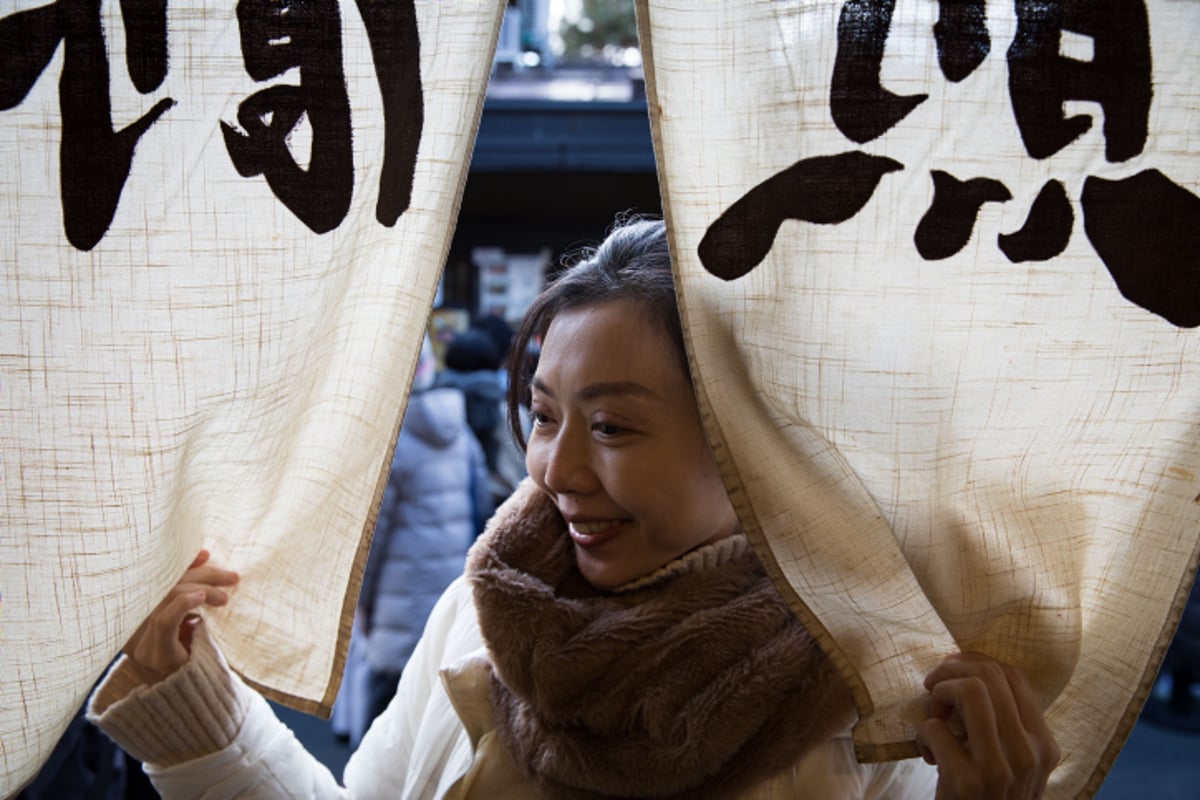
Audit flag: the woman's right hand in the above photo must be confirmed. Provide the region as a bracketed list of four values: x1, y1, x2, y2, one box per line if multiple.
[916, 652, 1060, 799]
[124, 549, 239, 681]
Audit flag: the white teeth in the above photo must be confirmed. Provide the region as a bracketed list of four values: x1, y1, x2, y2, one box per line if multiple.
[571, 520, 620, 535]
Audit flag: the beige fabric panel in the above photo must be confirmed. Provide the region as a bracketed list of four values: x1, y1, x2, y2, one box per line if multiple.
[638, 1, 1200, 797]
[0, 2, 503, 794]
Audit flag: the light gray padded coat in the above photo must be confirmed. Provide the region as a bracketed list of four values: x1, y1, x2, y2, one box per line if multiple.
[359, 386, 488, 673]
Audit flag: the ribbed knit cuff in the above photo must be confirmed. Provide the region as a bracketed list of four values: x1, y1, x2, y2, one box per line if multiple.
[614, 533, 752, 593]
[86, 623, 251, 767]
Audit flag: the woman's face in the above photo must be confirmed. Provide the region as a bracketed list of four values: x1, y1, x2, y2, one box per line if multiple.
[525, 299, 739, 590]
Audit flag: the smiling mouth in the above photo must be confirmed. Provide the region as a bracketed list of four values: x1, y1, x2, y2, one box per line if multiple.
[568, 520, 626, 548]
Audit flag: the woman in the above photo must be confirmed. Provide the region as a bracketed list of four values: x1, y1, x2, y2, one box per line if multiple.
[91, 219, 1059, 798]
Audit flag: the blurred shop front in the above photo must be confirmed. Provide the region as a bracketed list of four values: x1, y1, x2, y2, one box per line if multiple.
[435, 0, 658, 340]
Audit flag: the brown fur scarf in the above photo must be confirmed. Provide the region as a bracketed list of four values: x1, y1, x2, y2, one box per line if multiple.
[467, 481, 856, 799]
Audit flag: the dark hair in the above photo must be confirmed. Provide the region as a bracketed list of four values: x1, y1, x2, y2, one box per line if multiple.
[505, 217, 687, 450]
[445, 328, 501, 372]
[471, 313, 515, 364]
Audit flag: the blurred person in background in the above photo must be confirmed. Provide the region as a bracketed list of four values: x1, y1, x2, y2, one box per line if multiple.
[470, 313, 516, 387]
[470, 313, 531, 509]
[355, 337, 488, 740]
[436, 326, 507, 531]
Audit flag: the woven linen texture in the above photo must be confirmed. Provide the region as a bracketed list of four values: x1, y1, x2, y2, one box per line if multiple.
[639, 2, 1200, 797]
[0, 2, 502, 794]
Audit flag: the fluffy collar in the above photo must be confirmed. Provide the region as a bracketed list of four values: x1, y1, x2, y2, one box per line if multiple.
[467, 480, 855, 799]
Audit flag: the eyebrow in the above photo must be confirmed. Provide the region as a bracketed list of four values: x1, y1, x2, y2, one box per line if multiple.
[531, 377, 660, 402]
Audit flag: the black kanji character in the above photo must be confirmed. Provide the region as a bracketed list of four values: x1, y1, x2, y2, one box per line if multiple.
[354, 0, 422, 227]
[698, 152, 902, 281]
[0, 0, 174, 251]
[222, 0, 423, 234]
[1008, 0, 1151, 162]
[222, 0, 354, 234]
[832, 0, 990, 144]
[915, 171, 1011, 261]
[998, 180, 1073, 263]
[1083, 171, 1200, 328]
[830, 0, 926, 144]
[702, 0, 1198, 329]
[120, 0, 169, 94]
[935, 0, 989, 83]
[1003, 0, 1200, 327]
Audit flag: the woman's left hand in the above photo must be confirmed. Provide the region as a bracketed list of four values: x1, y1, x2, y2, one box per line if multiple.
[916, 652, 1061, 799]
[123, 549, 238, 682]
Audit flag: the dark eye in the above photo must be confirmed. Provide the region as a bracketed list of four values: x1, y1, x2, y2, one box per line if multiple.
[593, 422, 622, 437]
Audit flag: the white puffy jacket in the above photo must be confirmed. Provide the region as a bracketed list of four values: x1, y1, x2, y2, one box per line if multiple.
[89, 576, 936, 799]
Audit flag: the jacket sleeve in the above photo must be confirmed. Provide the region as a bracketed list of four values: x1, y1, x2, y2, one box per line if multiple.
[343, 575, 481, 800]
[87, 625, 352, 798]
[88, 576, 482, 800]
[778, 736, 938, 799]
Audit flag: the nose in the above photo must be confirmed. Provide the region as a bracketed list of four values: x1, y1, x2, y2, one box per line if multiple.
[535, 425, 598, 496]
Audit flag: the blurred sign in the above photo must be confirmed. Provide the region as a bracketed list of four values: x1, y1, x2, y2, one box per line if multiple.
[474, 246, 549, 323]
